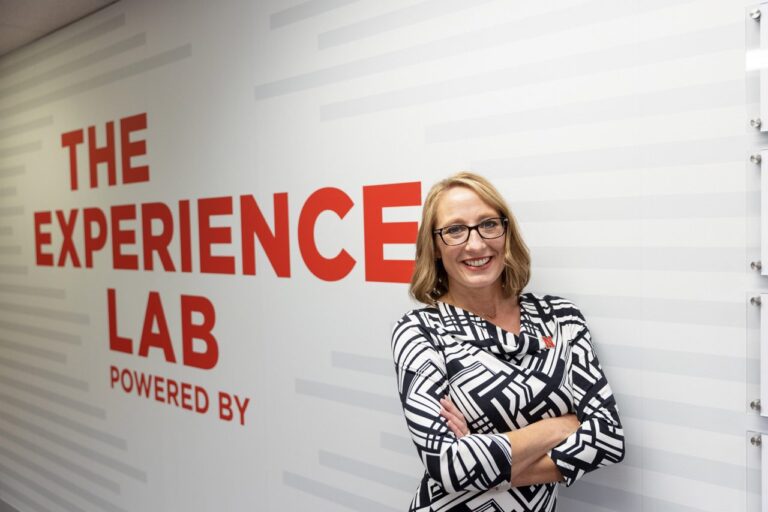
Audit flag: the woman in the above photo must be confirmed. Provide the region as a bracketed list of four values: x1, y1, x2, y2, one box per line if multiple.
[391, 172, 624, 512]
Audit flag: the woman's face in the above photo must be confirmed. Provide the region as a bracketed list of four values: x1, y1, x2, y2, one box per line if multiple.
[434, 186, 506, 296]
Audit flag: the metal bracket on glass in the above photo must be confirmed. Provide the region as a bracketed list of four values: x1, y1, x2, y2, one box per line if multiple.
[759, 294, 768, 417]
[761, 432, 768, 511]
[753, 4, 768, 132]
[747, 430, 766, 510]
[760, 149, 768, 276]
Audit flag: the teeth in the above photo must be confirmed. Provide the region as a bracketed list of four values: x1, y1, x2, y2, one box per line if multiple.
[464, 257, 490, 267]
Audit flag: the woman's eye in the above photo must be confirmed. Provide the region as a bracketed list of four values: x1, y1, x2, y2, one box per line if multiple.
[480, 219, 499, 229]
[444, 225, 465, 236]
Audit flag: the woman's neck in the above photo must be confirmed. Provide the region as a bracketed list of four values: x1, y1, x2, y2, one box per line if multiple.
[441, 283, 516, 319]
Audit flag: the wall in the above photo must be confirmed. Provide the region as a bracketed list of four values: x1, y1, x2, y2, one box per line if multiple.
[0, 0, 763, 510]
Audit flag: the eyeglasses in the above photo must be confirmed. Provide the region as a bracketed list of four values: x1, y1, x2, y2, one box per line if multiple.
[433, 217, 508, 246]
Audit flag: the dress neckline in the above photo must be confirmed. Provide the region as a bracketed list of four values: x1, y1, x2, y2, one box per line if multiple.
[435, 294, 546, 357]
[436, 295, 525, 337]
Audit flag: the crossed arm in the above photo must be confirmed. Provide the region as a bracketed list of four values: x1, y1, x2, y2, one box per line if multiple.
[440, 397, 578, 487]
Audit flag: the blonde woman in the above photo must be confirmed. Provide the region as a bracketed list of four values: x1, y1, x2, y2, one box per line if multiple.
[391, 172, 624, 511]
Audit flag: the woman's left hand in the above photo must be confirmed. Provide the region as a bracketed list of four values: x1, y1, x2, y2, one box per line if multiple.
[440, 396, 470, 439]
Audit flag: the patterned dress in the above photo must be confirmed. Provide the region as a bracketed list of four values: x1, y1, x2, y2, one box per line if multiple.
[391, 293, 625, 511]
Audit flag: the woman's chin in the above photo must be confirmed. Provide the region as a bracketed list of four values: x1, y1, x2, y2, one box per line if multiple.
[454, 273, 503, 291]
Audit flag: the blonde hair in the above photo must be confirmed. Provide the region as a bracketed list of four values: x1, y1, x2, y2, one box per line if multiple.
[409, 172, 530, 305]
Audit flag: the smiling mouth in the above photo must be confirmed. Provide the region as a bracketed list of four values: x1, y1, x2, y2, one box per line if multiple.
[463, 256, 491, 267]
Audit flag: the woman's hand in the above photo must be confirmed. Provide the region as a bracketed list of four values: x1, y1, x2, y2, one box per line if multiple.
[508, 413, 581, 485]
[440, 397, 470, 439]
[545, 413, 580, 438]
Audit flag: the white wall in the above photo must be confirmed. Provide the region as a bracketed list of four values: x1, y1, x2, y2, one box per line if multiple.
[0, 0, 763, 510]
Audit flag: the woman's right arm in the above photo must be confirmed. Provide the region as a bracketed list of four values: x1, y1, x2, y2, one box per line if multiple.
[441, 397, 579, 485]
[505, 414, 579, 483]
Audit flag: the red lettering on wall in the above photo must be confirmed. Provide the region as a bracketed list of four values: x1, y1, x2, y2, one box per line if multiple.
[110, 204, 139, 270]
[63, 113, 150, 190]
[198, 196, 235, 274]
[107, 289, 219, 370]
[298, 187, 356, 281]
[179, 199, 192, 273]
[88, 121, 116, 188]
[61, 129, 84, 190]
[363, 182, 421, 283]
[119, 113, 149, 184]
[83, 207, 107, 268]
[141, 202, 175, 271]
[138, 291, 176, 363]
[38, 159, 425, 281]
[108, 288, 132, 354]
[56, 209, 81, 267]
[33, 211, 53, 266]
[240, 193, 290, 277]
[181, 295, 218, 370]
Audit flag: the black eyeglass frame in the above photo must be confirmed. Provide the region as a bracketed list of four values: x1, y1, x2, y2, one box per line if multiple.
[433, 217, 509, 246]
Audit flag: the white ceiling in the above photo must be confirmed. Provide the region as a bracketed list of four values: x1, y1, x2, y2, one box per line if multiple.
[0, 0, 118, 58]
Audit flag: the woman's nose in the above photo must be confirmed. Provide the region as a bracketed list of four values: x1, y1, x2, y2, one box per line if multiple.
[464, 228, 486, 250]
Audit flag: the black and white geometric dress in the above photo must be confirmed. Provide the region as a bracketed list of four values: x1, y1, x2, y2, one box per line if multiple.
[391, 293, 625, 512]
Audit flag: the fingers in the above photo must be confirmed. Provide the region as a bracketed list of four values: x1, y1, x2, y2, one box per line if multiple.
[445, 418, 464, 439]
[566, 414, 581, 433]
[561, 413, 580, 430]
[440, 406, 462, 430]
[439, 396, 469, 438]
[549, 413, 580, 437]
[441, 396, 461, 415]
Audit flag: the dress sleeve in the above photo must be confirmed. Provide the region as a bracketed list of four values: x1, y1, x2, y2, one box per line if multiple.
[392, 314, 513, 493]
[549, 300, 625, 486]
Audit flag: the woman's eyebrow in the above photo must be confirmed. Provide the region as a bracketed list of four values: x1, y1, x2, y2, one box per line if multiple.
[439, 213, 498, 226]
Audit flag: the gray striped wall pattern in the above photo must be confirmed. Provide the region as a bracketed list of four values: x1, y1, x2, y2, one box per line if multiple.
[0, 0, 764, 510]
